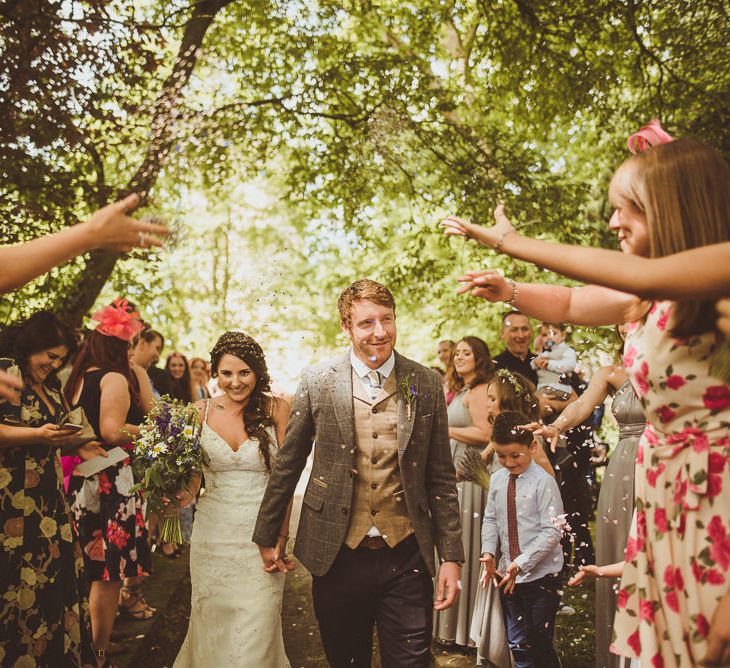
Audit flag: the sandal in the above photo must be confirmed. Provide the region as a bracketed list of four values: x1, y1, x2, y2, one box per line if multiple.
[118, 585, 156, 621]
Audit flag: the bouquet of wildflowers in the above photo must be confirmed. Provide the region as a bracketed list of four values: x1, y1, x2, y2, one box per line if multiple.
[130, 397, 208, 544]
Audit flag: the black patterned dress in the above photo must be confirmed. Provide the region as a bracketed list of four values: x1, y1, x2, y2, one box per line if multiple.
[68, 370, 152, 581]
[0, 358, 95, 667]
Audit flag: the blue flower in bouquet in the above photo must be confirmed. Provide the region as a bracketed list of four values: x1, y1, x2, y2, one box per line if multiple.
[130, 396, 208, 544]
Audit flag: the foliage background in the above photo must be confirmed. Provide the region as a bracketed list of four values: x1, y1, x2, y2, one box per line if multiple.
[1, 0, 728, 388]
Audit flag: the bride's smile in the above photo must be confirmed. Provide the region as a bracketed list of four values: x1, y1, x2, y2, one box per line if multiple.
[216, 353, 257, 403]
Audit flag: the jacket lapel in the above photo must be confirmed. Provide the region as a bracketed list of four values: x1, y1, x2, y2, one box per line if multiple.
[395, 352, 417, 455]
[330, 353, 355, 447]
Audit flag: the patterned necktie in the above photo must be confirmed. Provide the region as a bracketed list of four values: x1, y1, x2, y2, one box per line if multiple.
[507, 473, 521, 561]
[367, 370, 382, 401]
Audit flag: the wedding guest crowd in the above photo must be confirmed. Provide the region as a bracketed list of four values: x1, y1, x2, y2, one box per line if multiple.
[1, 120, 729, 668]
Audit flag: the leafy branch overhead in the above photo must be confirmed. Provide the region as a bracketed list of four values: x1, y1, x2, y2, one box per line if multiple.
[1, 0, 728, 353]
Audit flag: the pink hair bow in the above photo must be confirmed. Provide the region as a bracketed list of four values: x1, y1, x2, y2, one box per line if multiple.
[91, 297, 144, 341]
[627, 118, 674, 154]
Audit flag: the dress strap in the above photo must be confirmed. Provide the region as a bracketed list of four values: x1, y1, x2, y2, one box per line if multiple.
[203, 399, 211, 424]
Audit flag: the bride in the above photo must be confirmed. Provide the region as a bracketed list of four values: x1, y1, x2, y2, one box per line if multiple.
[174, 331, 293, 667]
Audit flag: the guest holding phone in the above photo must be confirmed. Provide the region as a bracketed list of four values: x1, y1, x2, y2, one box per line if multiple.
[0, 311, 96, 667]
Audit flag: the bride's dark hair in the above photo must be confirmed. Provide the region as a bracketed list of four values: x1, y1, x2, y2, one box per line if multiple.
[210, 331, 275, 473]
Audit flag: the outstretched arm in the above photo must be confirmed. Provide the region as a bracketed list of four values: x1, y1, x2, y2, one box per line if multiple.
[456, 270, 643, 327]
[0, 194, 168, 294]
[521, 365, 629, 451]
[443, 206, 730, 300]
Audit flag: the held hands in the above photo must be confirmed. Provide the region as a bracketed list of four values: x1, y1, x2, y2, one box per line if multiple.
[441, 204, 517, 250]
[258, 541, 296, 575]
[434, 561, 461, 610]
[84, 193, 169, 253]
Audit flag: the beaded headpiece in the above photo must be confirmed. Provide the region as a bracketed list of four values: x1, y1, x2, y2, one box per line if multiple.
[210, 331, 271, 393]
[626, 118, 674, 155]
[91, 298, 144, 342]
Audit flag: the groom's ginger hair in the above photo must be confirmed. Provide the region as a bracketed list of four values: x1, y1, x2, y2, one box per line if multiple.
[338, 279, 396, 327]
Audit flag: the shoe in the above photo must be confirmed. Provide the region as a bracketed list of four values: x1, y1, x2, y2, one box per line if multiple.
[557, 604, 576, 616]
[118, 585, 156, 621]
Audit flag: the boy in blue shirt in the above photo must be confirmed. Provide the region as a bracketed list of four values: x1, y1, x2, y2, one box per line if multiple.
[481, 411, 565, 668]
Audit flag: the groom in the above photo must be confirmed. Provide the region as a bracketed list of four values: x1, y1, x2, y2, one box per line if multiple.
[254, 279, 464, 667]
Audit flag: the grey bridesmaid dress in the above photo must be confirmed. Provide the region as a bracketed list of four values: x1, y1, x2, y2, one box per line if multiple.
[433, 387, 489, 647]
[595, 380, 645, 668]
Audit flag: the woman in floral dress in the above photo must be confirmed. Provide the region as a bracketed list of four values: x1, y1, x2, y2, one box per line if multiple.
[0, 311, 96, 667]
[64, 299, 154, 666]
[442, 131, 730, 665]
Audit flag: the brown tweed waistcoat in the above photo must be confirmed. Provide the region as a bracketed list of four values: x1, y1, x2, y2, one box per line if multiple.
[344, 369, 413, 548]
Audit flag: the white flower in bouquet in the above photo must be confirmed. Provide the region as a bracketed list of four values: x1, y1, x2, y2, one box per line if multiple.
[130, 396, 208, 544]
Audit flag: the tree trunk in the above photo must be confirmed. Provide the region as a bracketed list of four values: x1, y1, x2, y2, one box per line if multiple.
[56, 0, 236, 325]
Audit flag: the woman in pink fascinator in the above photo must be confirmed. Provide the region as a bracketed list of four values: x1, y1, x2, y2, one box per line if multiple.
[442, 121, 730, 667]
[64, 298, 156, 667]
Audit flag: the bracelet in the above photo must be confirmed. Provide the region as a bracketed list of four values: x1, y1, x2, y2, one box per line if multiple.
[493, 229, 515, 252]
[504, 278, 518, 306]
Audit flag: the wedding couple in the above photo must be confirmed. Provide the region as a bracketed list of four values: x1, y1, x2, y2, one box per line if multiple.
[173, 279, 464, 667]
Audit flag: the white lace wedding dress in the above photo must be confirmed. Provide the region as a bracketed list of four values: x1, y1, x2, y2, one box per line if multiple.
[174, 404, 290, 667]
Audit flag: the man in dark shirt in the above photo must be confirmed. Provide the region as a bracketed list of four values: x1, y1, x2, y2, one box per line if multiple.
[492, 311, 538, 385]
[493, 312, 595, 572]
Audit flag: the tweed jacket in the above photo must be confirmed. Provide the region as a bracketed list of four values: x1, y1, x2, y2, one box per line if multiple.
[252, 350, 464, 577]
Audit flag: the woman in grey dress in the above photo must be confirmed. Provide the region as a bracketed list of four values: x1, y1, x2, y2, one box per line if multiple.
[434, 336, 494, 647]
[525, 362, 645, 668]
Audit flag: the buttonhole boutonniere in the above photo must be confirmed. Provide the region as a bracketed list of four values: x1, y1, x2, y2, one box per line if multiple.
[399, 374, 417, 420]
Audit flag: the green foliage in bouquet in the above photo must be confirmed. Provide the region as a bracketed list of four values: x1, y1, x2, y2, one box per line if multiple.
[130, 397, 208, 544]
[455, 446, 491, 491]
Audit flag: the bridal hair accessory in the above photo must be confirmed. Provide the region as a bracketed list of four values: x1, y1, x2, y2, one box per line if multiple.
[495, 368, 524, 396]
[627, 119, 674, 155]
[210, 331, 271, 394]
[91, 298, 144, 341]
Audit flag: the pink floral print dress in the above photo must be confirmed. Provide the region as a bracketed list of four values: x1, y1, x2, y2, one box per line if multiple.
[611, 301, 730, 667]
